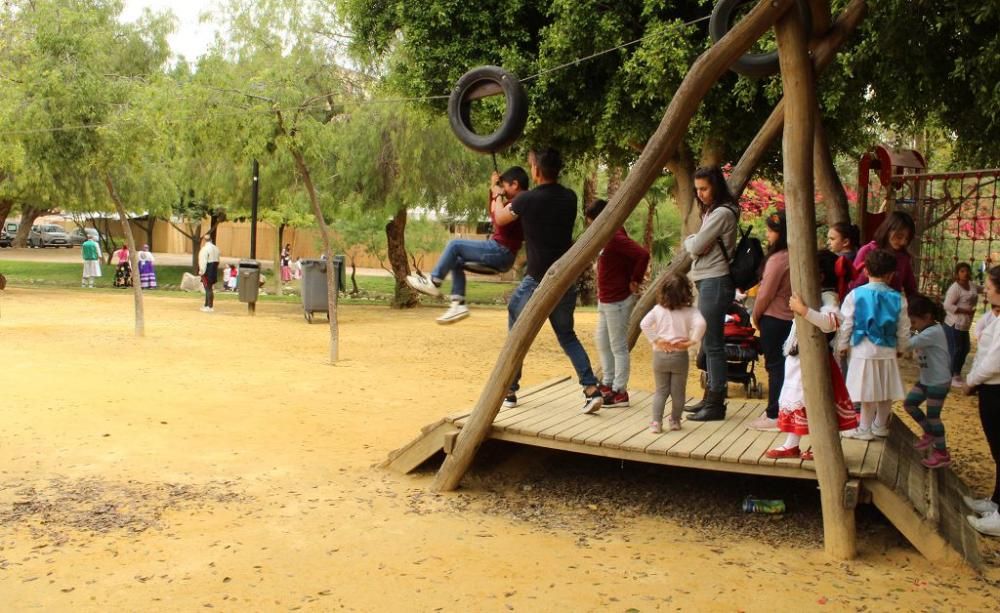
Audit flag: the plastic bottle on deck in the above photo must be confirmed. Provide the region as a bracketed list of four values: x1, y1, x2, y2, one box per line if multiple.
[742, 496, 785, 514]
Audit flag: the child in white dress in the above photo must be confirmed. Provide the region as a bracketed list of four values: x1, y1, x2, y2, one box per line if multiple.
[767, 251, 857, 459]
[837, 249, 910, 440]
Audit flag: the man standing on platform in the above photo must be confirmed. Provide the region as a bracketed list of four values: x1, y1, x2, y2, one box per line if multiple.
[493, 148, 604, 414]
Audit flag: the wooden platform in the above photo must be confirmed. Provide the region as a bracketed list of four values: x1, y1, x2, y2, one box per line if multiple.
[386, 376, 988, 570]
[388, 377, 883, 481]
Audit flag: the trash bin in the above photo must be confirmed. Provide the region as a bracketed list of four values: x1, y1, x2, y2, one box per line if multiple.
[300, 256, 346, 323]
[238, 260, 261, 303]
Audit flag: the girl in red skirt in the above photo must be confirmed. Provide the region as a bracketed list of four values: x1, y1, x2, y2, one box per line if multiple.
[767, 250, 857, 460]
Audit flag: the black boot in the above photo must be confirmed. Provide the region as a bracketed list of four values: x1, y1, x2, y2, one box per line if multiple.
[684, 390, 710, 413]
[688, 390, 727, 421]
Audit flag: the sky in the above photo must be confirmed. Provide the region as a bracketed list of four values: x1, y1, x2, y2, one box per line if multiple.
[120, 0, 221, 62]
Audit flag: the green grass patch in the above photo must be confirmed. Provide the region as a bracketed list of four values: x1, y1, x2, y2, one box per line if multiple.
[0, 260, 517, 306]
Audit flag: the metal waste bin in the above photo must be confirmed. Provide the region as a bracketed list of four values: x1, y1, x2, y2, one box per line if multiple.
[238, 260, 260, 314]
[300, 256, 346, 323]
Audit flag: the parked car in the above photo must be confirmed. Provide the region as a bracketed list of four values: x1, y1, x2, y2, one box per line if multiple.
[28, 224, 72, 248]
[69, 227, 101, 246]
[0, 229, 11, 248]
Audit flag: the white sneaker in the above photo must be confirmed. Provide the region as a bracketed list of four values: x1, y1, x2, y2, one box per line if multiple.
[405, 273, 441, 297]
[967, 509, 1000, 537]
[871, 423, 890, 438]
[749, 414, 779, 432]
[841, 427, 874, 441]
[963, 496, 1000, 516]
[436, 302, 469, 324]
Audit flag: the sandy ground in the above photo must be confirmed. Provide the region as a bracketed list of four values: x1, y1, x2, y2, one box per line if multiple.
[1, 287, 999, 611]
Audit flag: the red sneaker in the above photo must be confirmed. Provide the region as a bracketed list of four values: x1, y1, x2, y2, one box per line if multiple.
[921, 449, 952, 469]
[603, 390, 630, 408]
[765, 446, 801, 459]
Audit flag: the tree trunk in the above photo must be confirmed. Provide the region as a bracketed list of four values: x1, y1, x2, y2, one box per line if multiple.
[104, 174, 145, 338]
[776, 9, 855, 560]
[133, 216, 157, 251]
[386, 207, 418, 309]
[433, 0, 798, 493]
[814, 115, 851, 225]
[0, 199, 13, 231]
[287, 140, 340, 363]
[607, 165, 624, 198]
[699, 136, 725, 167]
[643, 197, 656, 255]
[15, 205, 44, 247]
[578, 164, 600, 306]
[190, 228, 202, 272]
[666, 144, 701, 235]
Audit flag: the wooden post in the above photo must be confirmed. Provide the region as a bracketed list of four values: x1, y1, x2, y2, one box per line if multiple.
[432, 0, 798, 493]
[776, 10, 857, 559]
[627, 0, 868, 351]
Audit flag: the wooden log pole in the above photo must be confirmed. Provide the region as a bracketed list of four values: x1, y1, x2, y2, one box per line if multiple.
[776, 9, 857, 559]
[627, 0, 867, 350]
[431, 0, 797, 493]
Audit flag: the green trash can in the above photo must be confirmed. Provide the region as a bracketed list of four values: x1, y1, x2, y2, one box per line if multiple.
[238, 260, 261, 315]
[300, 256, 345, 323]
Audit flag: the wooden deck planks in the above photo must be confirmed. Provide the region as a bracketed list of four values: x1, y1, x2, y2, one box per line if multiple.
[443, 388, 886, 479]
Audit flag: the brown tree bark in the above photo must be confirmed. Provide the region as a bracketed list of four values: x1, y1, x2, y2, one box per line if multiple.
[386, 207, 418, 309]
[666, 144, 701, 236]
[814, 115, 851, 225]
[0, 199, 13, 231]
[433, 0, 798, 493]
[776, 9, 856, 560]
[578, 164, 600, 306]
[14, 205, 45, 247]
[104, 174, 145, 338]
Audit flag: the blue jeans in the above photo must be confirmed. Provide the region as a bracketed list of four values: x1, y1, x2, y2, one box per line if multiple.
[696, 275, 735, 393]
[595, 295, 637, 391]
[431, 238, 514, 298]
[943, 323, 971, 376]
[507, 275, 598, 392]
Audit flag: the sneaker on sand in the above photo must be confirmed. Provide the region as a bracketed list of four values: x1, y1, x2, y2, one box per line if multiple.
[581, 389, 603, 414]
[405, 273, 441, 297]
[649, 421, 662, 434]
[921, 449, 952, 469]
[871, 423, 890, 438]
[749, 414, 779, 432]
[967, 510, 1000, 537]
[502, 393, 517, 409]
[963, 496, 1000, 516]
[436, 302, 469, 324]
[913, 433, 934, 450]
[603, 390, 629, 408]
[841, 427, 874, 441]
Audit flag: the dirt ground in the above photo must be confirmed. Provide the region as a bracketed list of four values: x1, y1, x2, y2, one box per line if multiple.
[1, 287, 999, 611]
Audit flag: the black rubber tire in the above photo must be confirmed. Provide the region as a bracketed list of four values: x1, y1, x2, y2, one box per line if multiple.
[447, 66, 528, 153]
[709, 0, 812, 79]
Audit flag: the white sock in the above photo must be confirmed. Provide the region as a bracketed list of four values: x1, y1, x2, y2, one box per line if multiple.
[859, 403, 876, 431]
[873, 401, 891, 429]
[782, 434, 801, 449]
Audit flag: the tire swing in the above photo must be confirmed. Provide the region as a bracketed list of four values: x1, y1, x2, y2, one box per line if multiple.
[709, 0, 812, 78]
[447, 65, 529, 277]
[447, 65, 528, 154]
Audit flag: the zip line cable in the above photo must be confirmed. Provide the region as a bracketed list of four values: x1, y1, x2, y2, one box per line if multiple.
[0, 12, 713, 137]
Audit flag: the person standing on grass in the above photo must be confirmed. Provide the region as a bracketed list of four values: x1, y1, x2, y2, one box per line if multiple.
[585, 198, 650, 408]
[406, 167, 527, 325]
[962, 265, 1000, 537]
[137, 244, 157, 289]
[943, 262, 980, 387]
[682, 165, 738, 422]
[81, 234, 102, 288]
[492, 148, 603, 414]
[112, 244, 132, 288]
[198, 237, 221, 313]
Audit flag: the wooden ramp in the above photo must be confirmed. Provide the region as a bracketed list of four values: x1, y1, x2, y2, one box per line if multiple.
[385, 377, 986, 570]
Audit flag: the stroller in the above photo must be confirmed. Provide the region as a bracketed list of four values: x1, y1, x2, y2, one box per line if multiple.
[697, 301, 764, 399]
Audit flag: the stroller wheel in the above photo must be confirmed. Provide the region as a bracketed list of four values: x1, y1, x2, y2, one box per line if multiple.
[750, 381, 765, 399]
